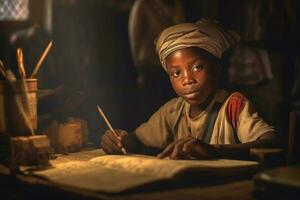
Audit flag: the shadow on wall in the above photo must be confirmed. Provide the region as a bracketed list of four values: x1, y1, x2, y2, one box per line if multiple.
[51, 1, 139, 145]
[51, 0, 176, 145]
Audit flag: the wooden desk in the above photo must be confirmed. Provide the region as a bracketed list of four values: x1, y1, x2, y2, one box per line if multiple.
[0, 149, 256, 200]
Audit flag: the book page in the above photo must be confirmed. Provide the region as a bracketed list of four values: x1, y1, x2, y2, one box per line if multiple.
[33, 153, 260, 193]
[89, 155, 190, 177]
[50, 148, 106, 165]
[89, 155, 260, 176]
[37, 163, 163, 193]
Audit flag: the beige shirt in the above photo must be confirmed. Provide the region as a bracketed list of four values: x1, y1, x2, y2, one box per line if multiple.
[134, 90, 275, 149]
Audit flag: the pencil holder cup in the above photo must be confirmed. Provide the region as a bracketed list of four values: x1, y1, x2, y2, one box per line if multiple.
[0, 79, 37, 136]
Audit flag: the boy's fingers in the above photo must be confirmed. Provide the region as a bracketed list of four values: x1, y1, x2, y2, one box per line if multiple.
[102, 143, 122, 154]
[101, 142, 115, 154]
[182, 138, 196, 153]
[106, 130, 123, 147]
[170, 137, 192, 159]
[157, 143, 175, 159]
[101, 136, 115, 154]
[115, 129, 128, 140]
[158, 137, 191, 159]
[115, 129, 127, 135]
[188, 140, 214, 158]
[102, 134, 122, 153]
[101, 134, 115, 149]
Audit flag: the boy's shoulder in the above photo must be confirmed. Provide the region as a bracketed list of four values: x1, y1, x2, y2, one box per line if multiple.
[225, 92, 249, 129]
[216, 90, 247, 103]
[160, 97, 185, 114]
[225, 92, 248, 110]
[228, 92, 247, 101]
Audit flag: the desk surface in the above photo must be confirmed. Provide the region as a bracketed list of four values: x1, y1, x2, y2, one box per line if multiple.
[1, 149, 256, 200]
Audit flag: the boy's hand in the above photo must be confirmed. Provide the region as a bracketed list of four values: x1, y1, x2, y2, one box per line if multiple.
[157, 136, 216, 159]
[101, 129, 128, 154]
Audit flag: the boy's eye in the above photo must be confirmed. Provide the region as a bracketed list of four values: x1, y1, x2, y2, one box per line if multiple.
[192, 65, 204, 72]
[170, 70, 181, 78]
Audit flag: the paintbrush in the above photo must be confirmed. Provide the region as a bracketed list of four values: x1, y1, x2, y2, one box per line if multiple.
[6, 70, 34, 136]
[0, 59, 7, 79]
[30, 40, 53, 78]
[96, 105, 127, 155]
[16, 48, 32, 119]
[17, 48, 26, 78]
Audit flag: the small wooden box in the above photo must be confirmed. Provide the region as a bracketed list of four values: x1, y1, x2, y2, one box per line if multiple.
[45, 118, 88, 153]
[10, 135, 50, 169]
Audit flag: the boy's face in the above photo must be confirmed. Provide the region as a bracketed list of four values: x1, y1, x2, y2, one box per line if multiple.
[166, 47, 217, 106]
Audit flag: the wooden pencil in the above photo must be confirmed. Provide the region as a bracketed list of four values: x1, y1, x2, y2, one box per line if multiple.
[97, 105, 127, 154]
[30, 40, 53, 78]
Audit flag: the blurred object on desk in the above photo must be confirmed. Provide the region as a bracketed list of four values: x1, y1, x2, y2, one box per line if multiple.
[9, 135, 50, 171]
[253, 165, 300, 199]
[250, 148, 284, 167]
[44, 118, 89, 153]
[68, 117, 89, 145]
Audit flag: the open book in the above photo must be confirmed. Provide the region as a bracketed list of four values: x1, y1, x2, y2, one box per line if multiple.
[32, 149, 260, 193]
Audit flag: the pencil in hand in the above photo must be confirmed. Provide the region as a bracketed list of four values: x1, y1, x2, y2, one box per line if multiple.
[97, 105, 127, 155]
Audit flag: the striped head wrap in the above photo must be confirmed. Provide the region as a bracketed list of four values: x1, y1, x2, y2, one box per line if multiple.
[155, 19, 241, 71]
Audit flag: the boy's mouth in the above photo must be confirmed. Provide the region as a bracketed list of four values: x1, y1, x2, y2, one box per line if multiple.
[183, 91, 200, 100]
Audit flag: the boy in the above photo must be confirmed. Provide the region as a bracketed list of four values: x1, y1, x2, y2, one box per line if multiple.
[101, 19, 277, 160]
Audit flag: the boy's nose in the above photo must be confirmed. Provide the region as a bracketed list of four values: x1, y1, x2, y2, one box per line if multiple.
[182, 72, 195, 86]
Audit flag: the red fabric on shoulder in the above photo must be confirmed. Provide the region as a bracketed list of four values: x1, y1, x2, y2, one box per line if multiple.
[226, 92, 246, 130]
